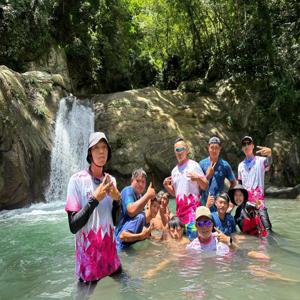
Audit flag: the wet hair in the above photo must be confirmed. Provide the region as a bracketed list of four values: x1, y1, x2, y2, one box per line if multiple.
[157, 191, 169, 202]
[217, 192, 230, 204]
[150, 197, 160, 205]
[168, 216, 184, 229]
[131, 168, 147, 181]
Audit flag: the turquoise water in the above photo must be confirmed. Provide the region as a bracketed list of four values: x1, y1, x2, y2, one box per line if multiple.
[0, 199, 300, 300]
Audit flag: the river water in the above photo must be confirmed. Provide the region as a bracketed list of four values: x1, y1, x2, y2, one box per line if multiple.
[0, 199, 300, 300]
[1, 97, 299, 299]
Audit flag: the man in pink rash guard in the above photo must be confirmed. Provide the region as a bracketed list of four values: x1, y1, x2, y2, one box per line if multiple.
[163, 137, 208, 240]
[238, 135, 273, 231]
[65, 132, 121, 283]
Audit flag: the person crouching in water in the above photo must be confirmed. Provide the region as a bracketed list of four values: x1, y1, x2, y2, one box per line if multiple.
[151, 191, 173, 231]
[186, 206, 235, 254]
[160, 216, 189, 244]
[116, 196, 160, 250]
[228, 184, 267, 238]
[65, 132, 121, 283]
[211, 192, 236, 237]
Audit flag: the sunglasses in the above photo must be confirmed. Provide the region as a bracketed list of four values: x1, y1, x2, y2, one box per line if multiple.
[242, 141, 252, 147]
[197, 220, 213, 227]
[175, 147, 186, 153]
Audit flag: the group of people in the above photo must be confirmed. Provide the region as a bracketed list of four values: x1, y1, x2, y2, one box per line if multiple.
[65, 132, 273, 284]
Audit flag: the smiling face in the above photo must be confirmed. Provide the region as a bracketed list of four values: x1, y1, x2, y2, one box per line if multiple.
[169, 225, 184, 240]
[90, 140, 108, 166]
[215, 197, 229, 216]
[208, 143, 221, 161]
[174, 140, 189, 164]
[196, 216, 213, 240]
[131, 175, 147, 195]
[234, 190, 245, 206]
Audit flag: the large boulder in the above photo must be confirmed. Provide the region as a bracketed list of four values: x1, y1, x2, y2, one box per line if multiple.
[265, 185, 300, 199]
[0, 65, 68, 209]
[93, 85, 300, 191]
[266, 132, 300, 187]
[92, 86, 245, 189]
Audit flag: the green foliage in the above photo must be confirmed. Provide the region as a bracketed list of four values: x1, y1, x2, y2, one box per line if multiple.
[0, 0, 299, 135]
[32, 101, 47, 120]
[0, 0, 54, 71]
[52, 0, 156, 92]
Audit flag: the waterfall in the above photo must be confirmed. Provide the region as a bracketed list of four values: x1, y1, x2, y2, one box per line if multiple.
[45, 96, 94, 202]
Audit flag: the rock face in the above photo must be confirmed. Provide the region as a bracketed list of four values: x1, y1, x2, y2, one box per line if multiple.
[92, 85, 249, 189]
[0, 66, 68, 209]
[1, 70, 299, 209]
[25, 44, 72, 91]
[93, 85, 300, 191]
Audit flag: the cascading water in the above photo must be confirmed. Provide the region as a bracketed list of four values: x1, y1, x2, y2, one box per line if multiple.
[45, 96, 94, 203]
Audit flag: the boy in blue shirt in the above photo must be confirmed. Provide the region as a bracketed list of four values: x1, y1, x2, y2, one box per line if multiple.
[200, 136, 236, 212]
[212, 192, 236, 236]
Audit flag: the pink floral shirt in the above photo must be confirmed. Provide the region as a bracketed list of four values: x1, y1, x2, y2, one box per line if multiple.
[238, 156, 269, 207]
[171, 159, 205, 224]
[65, 170, 120, 282]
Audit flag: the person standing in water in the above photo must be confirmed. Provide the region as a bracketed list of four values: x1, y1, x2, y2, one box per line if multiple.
[163, 137, 208, 240]
[200, 136, 237, 212]
[65, 132, 122, 283]
[238, 136, 273, 231]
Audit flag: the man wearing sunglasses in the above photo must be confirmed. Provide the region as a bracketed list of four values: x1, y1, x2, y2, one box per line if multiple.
[186, 206, 235, 254]
[163, 137, 208, 240]
[238, 136, 273, 231]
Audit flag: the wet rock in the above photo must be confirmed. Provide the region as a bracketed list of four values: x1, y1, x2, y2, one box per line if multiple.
[0, 65, 68, 209]
[265, 185, 300, 199]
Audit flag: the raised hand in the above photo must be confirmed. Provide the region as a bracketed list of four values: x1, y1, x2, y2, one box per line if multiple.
[106, 175, 121, 200]
[255, 199, 262, 210]
[206, 161, 216, 179]
[92, 173, 113, 201]
[163, 176, 172, 188]
[142, 224, 154, 239]
[256, 146, 272, 157]
[206, 192, 215, 208]
[214, 227, 230, 245]
[145, 182, 156, 200]
[186, 171, 201, 182]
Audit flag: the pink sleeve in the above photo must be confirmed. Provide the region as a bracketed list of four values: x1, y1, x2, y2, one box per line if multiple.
[65, 177, 81, 212]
